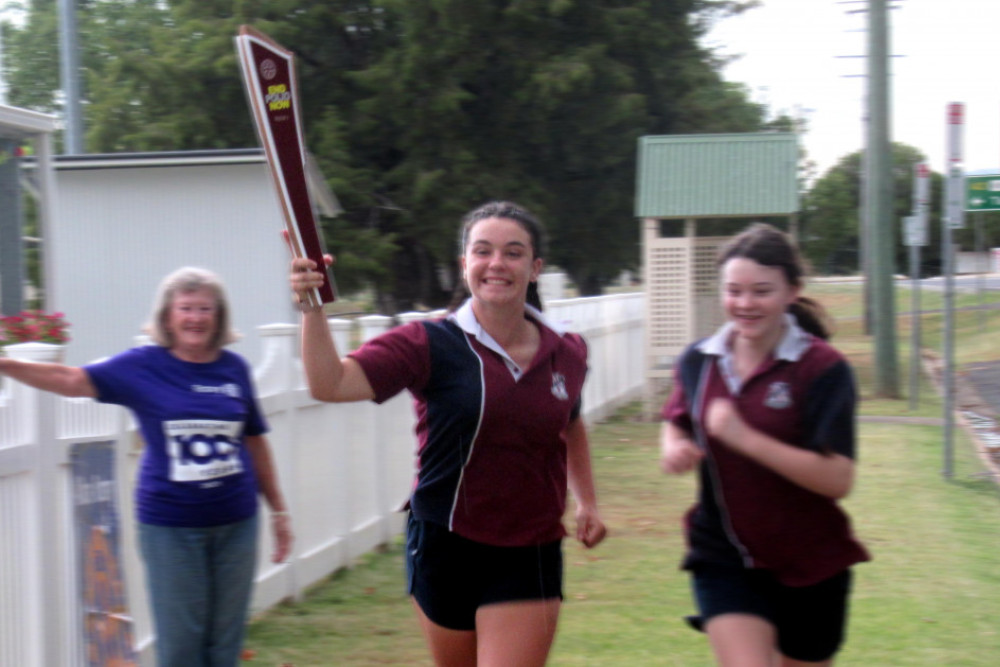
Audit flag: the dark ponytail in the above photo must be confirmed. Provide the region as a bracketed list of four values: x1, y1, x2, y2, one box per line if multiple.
[788, 296, 834, 341]
[719, 223, 833, 340]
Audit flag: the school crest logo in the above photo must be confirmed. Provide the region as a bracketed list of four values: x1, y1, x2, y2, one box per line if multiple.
[551, 372, 569, 401]
[764, 381, 792, 410]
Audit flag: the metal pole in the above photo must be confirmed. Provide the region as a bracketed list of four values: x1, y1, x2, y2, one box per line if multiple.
[909, 163, 930, 411]
[909, 240, 920, 410]
[860, 120, 872, 335]
[942, 210, 954, 478]
[867, 0, 899, 397]
[976, 211, 985, 331]
[942, 102, 965, 479]
[57, 0, 83, 154]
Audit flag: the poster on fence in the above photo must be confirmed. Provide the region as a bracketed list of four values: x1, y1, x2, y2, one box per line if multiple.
[71, 441, 138, 667]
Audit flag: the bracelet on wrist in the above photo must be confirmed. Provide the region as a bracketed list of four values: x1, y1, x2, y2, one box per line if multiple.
[271, 511, 290, 517]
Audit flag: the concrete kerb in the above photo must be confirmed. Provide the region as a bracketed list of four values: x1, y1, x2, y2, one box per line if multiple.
[921, 350, 1000, 483]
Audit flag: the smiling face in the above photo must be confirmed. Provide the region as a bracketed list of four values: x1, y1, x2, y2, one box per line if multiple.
[460, 216, 543, 309]
[166, 287, 219, 356]
[721, 257, 801, 347]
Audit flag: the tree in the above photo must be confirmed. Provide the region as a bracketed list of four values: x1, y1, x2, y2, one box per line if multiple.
[801, 143, 947, 276]
[352, 0, 767, 301]
[4, 0, 403, 297]
[4, 0, 769, 310]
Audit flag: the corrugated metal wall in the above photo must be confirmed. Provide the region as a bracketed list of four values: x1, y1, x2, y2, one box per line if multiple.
[48, 155, 296, 366]
[635, 132, 799, 218]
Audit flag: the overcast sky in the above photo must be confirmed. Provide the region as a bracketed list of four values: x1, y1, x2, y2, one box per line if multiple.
[703, 0, 1000, 179]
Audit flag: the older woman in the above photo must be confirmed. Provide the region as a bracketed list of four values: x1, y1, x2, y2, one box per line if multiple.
[0, 267, 291, 667]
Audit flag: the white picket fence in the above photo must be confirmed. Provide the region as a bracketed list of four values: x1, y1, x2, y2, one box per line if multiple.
[0, 293, 645, 666]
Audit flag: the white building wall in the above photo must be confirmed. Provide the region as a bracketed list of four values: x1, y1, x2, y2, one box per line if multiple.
[48, 154, 297, 366]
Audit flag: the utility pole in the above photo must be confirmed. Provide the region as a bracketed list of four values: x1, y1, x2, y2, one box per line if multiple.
[58, 0, 83, 154]
[866, 0, 899, 397]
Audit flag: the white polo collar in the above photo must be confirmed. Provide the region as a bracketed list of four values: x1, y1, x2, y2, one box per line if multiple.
[449, 299, 565, 379]
[697, 313, 812, 362]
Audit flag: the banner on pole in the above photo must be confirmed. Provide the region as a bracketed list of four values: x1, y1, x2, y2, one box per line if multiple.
[235, 25, 336, 306]
[71, 441, 137, 667]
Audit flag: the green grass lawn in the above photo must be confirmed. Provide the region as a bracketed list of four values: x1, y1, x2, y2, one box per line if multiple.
[243, 283, 1000, 666]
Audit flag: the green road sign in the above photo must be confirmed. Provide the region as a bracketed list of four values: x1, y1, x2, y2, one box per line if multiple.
[966, 174, 1000, 211]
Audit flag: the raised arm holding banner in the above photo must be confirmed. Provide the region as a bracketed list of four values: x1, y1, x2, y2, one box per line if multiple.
[235, 25, 336, 307]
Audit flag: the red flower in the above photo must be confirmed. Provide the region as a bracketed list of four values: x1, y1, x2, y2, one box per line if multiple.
[0, 310, 71, 347]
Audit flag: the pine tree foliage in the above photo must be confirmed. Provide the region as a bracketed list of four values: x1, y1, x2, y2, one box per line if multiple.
[3, 0, 773, 309]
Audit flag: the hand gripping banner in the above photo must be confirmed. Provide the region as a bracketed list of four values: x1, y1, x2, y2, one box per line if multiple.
[235, 25, 336, 306]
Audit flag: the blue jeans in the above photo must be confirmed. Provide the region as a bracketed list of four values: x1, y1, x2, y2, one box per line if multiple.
[138, 515, 259, 667]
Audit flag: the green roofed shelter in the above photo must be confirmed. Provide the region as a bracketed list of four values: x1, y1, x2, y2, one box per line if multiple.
[635, 132, 800, 412]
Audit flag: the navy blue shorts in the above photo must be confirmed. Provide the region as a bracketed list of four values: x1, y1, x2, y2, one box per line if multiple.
[689, 565, 853, 662]
[405, 515, 563, 631]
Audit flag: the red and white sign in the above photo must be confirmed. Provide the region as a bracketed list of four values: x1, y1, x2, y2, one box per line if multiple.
[945, 103, 965, 229]
[947, 102, 964, 164]
[910, 162, 930, 244]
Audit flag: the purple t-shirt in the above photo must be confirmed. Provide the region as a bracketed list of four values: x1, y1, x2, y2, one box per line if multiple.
[85, 345, 268, 527]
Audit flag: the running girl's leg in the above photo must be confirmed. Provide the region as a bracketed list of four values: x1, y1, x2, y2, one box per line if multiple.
[705, 613, 779, 667]
[412, 599, 477, 667]
[475, 598, 561, 667]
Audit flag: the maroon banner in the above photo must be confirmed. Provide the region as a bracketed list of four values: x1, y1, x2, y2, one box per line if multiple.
[235, 25, 335, 305]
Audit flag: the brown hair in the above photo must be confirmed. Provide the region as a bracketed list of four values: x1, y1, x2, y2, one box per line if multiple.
[718, 223, 833, 340]
[448, 200, 547, 311]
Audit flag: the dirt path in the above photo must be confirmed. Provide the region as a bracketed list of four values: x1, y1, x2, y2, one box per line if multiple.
[921, 352, 1000, 481]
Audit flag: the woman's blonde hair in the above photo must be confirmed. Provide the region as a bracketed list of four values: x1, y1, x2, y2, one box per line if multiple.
[146, 267, 238, 349]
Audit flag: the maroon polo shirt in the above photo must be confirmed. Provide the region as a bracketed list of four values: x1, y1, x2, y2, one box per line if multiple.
[350, 301, 588, 547]
[663, 319, 870, 586]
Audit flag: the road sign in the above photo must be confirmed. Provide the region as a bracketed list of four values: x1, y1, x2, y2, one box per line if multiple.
[965, 174, 1000, 211]
[903, 215, 927, 246]
[913, 162, 930, 227]
[947, 165, 965, 229]
[947, 102, 963, 164]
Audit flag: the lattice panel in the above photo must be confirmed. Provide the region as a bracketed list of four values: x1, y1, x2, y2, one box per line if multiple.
[693, 237, 726, 338]
[646, 244, 689, 352]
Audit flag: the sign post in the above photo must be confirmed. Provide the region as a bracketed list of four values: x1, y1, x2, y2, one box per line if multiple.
[942, 102, 964, 478]
[907, 162, 930, 410]
[235, 26, 335, 308]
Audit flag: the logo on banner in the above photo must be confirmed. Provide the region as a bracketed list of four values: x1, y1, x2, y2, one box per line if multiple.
[266, 84, 291, 111]
[164, 420, 244, 483]
[260, 58, 277, 80]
